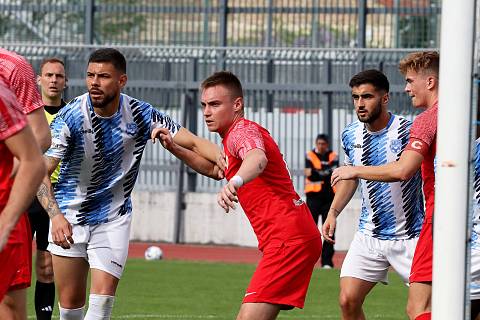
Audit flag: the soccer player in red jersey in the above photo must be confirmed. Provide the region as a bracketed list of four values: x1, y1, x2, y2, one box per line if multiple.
[0, 48, 51, 320]
[153, 71, 322, 319]
[0, 82, 46, 319]
[164, 71, 322, 320]
[0, 48, 51, 152]
[330, 51, 439, 320]
[208, 71, 322, 319]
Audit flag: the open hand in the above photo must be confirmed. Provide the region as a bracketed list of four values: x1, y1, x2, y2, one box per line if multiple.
[217, 181, 239, 213]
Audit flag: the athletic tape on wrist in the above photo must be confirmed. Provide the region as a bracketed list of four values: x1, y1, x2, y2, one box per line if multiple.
[230, 175, 244, 188]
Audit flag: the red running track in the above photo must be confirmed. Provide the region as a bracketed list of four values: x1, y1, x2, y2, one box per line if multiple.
[129, 242, 346, 268]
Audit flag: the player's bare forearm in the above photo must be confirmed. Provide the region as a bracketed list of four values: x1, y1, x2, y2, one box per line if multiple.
[37, 178, 62, 219]
[1, 126, 46, 244]
[37, 156, 63, 219]
[27, 107, 52, 152]
[234, 149, 267, 184]
[322, 179, 358, 243]
[174, 127, 221, 163]
[331, 151, 423, 186]
[329, 179, 358, 216]
[169, 142, 222, 180]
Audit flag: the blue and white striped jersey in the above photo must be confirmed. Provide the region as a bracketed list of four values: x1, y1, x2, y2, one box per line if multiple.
[471, 138, 480, 250]
[46, 93, 180, 225]
[341, 114, 424, 240]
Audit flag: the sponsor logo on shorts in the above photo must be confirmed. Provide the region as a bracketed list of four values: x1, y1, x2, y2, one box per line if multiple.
[111, 260, 123, 268]
[244, 292, 257, 297]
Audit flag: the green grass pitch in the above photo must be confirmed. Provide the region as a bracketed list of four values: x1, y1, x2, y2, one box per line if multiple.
[27, 259, 408, 319]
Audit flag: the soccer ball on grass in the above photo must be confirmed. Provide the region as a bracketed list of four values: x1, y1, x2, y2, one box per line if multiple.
[144, 245, 163, 260]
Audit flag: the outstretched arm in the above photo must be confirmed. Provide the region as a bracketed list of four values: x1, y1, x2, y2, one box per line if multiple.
[217, 148, 268, 212]
[0, 126, 46, 250]
[171, 127, 226, 169]
[322, 178, 358, 243]
[152, 127, 223, 180]
[331, 150, 423, 186]
[36, 156, 73, 249]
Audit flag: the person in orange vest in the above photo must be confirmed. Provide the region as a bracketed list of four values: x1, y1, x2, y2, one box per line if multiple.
[304, 134, 338, 268]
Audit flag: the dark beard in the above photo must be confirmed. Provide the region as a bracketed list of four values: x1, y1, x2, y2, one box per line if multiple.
[357, 102, 382, 124]
[89, 92, 116, 109]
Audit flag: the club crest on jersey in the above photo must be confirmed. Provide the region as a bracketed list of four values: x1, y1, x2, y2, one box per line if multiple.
[126, 122, 137, 136]
[389, 139, 402, 153]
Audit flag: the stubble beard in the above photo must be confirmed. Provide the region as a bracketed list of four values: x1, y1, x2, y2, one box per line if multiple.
[89, 91, 116, 109]
[357, 102, 382, 124]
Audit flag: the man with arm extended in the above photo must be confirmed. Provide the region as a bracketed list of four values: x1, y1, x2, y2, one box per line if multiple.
[158, 71, 321, 320]
[0, 82, 46, 320]
[322, 69, 424, 320]
[331, 52, 440, 320]
[28, 57, 68, 320]
[36, 48, 222, 320]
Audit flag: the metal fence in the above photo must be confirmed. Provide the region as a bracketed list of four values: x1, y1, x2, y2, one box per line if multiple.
[6, 44, 426, 193]
[0, 0, 440, 48]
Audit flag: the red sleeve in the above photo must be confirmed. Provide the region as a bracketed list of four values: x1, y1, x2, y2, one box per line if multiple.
[0, 84, 27, 141]
[226, 121, 265, 160]
[8, 57, 43, 114]
[404, 107, 437, 157]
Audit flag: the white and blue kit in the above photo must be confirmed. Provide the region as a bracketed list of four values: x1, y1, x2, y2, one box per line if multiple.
[340, 114, 425, 284]
[470, 138, 480, 299]
[46, 93, 180, 278]
[342, 114, 424, 240]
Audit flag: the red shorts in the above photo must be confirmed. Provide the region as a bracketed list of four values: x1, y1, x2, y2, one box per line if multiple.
[409, 219, 433, 283]
[243, 236, 322, 309]
[0, 213, 32, 300]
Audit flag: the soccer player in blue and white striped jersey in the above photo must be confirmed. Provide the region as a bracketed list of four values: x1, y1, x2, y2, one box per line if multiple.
[36, 48, 223, 320]
[470, 137, 480, 320]
[322, 69, 424, 320]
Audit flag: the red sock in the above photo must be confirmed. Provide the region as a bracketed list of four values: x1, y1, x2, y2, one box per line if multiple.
[415, 312, 431, 320]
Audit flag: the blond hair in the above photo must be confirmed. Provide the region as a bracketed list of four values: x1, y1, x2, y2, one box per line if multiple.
[398, 51, 439, 77]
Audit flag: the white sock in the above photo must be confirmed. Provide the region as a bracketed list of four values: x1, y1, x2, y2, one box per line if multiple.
[59, 304, 85, 320]
[84, 294, 115, 320]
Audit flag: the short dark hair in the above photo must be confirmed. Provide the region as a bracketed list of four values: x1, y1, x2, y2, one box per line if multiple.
[200, 71, 243, 99]
[39, 57, 65, 74]
[398, 51, 439, 77]
[316, 134, 329, 144]
[88, 48, 126, 74]
[349, 69, 389, 93]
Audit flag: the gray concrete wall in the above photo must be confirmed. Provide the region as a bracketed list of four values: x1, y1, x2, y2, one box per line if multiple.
[130, 191, 361, 251]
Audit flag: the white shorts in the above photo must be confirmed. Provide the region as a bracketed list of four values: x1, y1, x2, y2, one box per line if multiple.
[471, 248, 480, 300]
[48, 214, 132, 279]
[340, 231, 418, 284]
